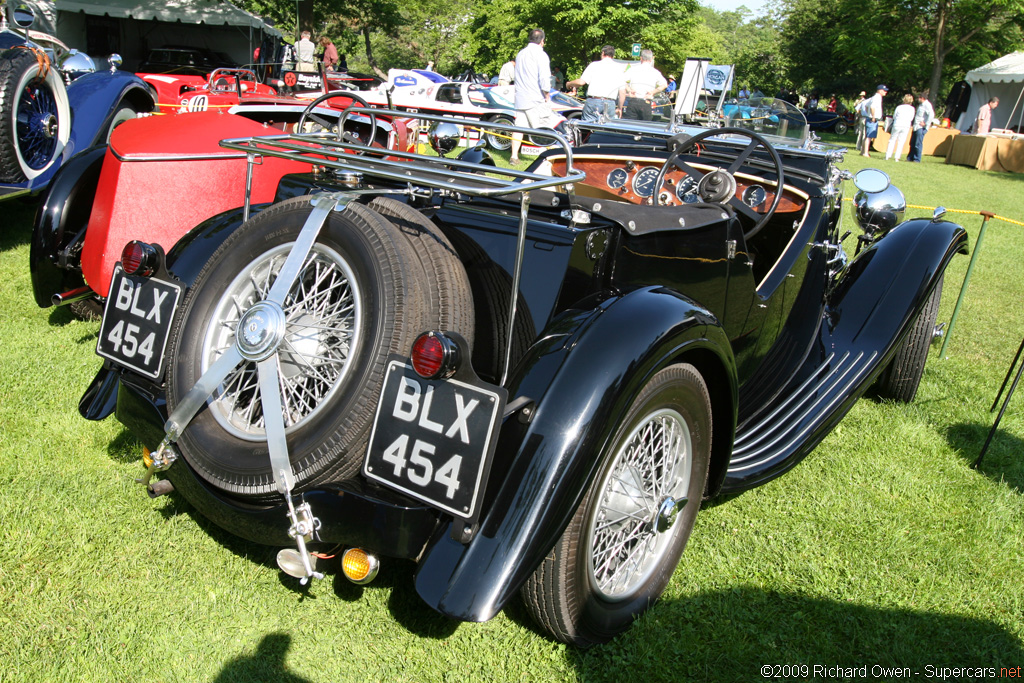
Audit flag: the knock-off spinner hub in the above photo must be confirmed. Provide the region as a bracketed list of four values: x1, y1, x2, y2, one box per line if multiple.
[236, 301, 287, 361]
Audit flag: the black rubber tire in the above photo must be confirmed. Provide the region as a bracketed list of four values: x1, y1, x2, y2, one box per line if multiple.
[874, 274, 943, 403]
[521, 363, 712, 646]
[167, 197, 471, 499]
[0, 49, 71, 183]
[833, 119, 849, 135]
[105, 106, 136, 143]
[484, 115, 513, 151]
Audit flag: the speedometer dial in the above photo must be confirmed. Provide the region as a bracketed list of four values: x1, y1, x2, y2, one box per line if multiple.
[632, 167, 660, 198]
[676, 175, 699, 203]
[742, 184, 768, 208]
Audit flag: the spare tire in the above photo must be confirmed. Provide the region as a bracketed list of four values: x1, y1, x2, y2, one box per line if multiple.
[0, 48, 71, 183]
[166, 196, 473, 499]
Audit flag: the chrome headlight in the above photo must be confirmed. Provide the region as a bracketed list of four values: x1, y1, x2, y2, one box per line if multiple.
[854, 184, 906, 238]
[428, 122, 460, 156]
[59, 50, 96, 79]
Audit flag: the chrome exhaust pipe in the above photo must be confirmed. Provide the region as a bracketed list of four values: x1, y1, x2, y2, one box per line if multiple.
[52, 285, 95, 307]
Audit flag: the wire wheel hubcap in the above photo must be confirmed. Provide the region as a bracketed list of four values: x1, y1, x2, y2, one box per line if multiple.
[202, 243, 361, 442]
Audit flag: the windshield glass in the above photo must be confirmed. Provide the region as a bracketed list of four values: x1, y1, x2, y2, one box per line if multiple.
[722, 97, 809, 146]
[468, 85, 513, 109]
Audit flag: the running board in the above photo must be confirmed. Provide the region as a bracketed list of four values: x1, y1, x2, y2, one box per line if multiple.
[723, 348, 878, 490]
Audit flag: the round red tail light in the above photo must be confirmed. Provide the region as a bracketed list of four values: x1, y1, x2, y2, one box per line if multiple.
[411, 332, 458, 379]
[121, 240, 158, 276]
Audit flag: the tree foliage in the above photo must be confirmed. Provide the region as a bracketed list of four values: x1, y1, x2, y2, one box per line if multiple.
[778, 0, 1024, 103]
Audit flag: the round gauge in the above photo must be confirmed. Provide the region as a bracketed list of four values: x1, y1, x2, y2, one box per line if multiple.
[632, 167, 660, 197]
[607, 168, 629, 190]
[742, 184, 768, 208]
[676, 175, 700, 203]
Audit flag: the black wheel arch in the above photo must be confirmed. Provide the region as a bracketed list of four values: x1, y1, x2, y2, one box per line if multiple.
[413, 285, 737, 622]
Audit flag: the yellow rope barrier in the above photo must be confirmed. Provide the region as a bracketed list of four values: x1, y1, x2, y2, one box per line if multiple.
[841, 197, 1024, 228]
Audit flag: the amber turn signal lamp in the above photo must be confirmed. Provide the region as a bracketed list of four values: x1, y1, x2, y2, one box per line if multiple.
[341, 548, 379, 585]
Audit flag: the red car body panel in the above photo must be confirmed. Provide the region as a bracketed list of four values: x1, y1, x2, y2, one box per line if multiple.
[81, 111, 311, 296]
[141, 72, 279, 114]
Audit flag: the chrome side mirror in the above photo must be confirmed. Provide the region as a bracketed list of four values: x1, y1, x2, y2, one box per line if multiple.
[853, 168, 889, 194]
[11, 2, 35, 28]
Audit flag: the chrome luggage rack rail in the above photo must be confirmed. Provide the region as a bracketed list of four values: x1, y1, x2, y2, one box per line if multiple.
[219, 107, 587, 206]
[219, 107, 589, 387]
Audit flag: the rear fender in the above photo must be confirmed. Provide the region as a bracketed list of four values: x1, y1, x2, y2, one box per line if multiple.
[29, 145, 107, 307]
[414, 286, 737, 622]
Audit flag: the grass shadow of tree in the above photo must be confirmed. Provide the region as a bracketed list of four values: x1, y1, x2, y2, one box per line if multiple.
[566, 587, 1023, 681]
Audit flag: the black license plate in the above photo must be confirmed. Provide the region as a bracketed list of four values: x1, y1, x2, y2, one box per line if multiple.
[96, 265, 182, 380]
[364, 360, 505, 519]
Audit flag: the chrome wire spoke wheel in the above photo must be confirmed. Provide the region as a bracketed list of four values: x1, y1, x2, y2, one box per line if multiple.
[202, 243, 361, 441]
[587, 407, 692, 601]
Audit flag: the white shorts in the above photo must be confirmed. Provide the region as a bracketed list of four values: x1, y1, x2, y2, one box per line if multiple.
[514, 103, 564, 130]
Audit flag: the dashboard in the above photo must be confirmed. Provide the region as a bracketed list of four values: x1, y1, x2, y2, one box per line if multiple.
[549, 157, 805, 213]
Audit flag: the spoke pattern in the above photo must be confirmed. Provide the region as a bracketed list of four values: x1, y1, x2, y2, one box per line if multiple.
[589, 410, 690, 600]
[17, 78, 59, 170]
[205, 245, 360, 439]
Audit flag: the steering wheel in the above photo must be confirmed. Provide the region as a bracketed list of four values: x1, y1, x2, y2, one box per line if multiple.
[653, 126, 785, 240]
[297, 90, 377, 145]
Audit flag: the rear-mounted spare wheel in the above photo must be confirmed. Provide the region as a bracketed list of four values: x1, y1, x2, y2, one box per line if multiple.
[166, 196, 473, 500]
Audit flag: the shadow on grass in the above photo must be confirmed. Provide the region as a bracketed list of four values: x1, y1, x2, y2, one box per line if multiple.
[566, 587, 1024, 680]
[945, 421, 1024, 494]
[0, 196, 36, 252]
[213, 633, 312, 683]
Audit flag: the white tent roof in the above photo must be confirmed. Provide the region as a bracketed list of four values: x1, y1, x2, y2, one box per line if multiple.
[55, 0, 282, 38]
[965, 51, 1024, 85]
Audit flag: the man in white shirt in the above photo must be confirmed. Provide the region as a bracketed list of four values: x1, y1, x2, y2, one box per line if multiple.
[296, 31, 316, 72]
[861, 84, 887, 157]
[510, 29, 563, 164]
[618, 49, 667, 121]
[907, 90, 935, 162]
[566, 45, 624, 122]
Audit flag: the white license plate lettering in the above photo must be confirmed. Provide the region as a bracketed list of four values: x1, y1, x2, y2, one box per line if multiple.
[97, 266, 181, 380]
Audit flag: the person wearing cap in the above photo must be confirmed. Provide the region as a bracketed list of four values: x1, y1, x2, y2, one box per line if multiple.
[861, 84, 888, 157]
[853, 90, 868, 150]
[666, 74, 676, 100]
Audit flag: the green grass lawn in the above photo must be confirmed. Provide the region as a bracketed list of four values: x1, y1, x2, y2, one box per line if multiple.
[1, 135, 1023, 682]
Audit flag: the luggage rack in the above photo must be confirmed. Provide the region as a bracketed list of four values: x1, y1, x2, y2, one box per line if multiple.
[219, 107, 589, 386]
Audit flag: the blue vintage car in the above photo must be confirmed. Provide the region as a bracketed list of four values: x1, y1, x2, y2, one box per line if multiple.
[0, 2, 154, 201]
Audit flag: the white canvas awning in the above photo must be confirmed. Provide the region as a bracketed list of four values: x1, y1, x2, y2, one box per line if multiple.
[958, 52, 1024, 133]
[55, 0, 282, 38]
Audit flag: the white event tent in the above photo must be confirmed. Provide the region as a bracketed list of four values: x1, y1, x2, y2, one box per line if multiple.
[958, 51, 1024, 134]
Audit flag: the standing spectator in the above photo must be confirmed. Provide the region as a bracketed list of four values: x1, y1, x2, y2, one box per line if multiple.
[510, 29, 563, 165]
[853, 90, 868, 150]
[827, 94, 838, 112]
[319, 36, 339, 71]
[498, 57, 516, 86]
[566, 45, 625, 123]
[885, 94, 916, 161]
[807, 92, 819, 110]
[618, 49, 667, 121]
[974, 97, 999, 135]
[426, 61, 435, 71]
[296, 31, 316, 72]
[907, 90, 935, 162]
[666, 75, 676, 95]
[861, 84, 887, 157]
[739, 84, 750, 99]
[551, 65, 564, 91]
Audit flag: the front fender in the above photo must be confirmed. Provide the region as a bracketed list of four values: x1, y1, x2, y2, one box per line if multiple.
[66, 71, 155, 154]
[830, 217, 968, 351]
[414, 286, 737, 622]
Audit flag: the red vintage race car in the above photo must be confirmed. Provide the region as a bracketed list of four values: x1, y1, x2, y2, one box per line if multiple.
[30, 92, 419, 316]
[140, 68, 281, 113]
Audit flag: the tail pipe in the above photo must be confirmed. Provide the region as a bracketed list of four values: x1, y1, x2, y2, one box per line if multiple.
[52, 285, 95, 307]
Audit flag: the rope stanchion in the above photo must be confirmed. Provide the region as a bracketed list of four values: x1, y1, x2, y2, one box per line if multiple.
[941, 211, 995, 359]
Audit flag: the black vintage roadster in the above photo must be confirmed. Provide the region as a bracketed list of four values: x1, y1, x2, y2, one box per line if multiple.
[31, 99, 966, 645]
